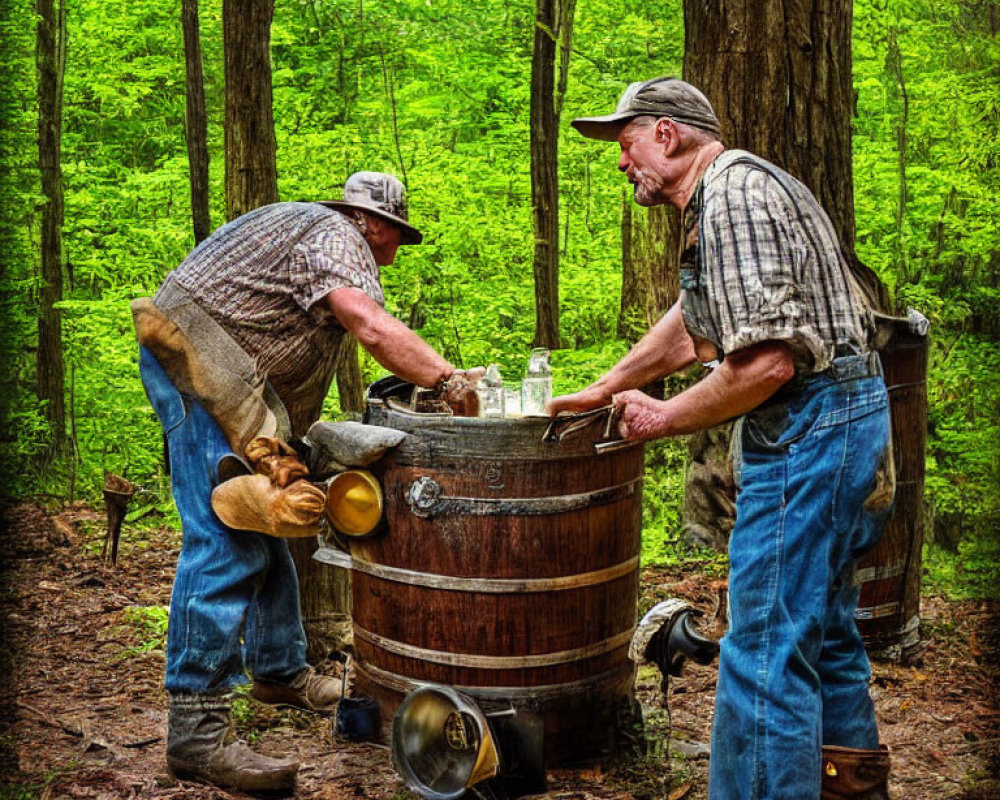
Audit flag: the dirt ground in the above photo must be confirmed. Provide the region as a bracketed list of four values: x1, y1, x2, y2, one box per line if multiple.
[1, 500, 997, 800]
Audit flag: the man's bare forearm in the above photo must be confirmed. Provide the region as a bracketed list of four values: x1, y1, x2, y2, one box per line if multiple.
[548, 301, 696, 414]
[613, 341, 795, 440]
[326, 288, 453, 387]
[598, 301, 696, 393]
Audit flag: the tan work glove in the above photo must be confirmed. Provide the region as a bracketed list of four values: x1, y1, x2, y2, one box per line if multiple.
[211, 474, 326, 538]
[244, 435, 309, 488]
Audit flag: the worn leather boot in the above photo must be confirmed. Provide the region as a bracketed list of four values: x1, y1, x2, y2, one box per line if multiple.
[251, 666, 343, 714]
[821, 744, 890, 799]
[166, 692, 298, 794]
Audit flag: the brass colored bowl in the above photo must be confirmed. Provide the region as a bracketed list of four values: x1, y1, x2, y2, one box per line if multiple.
[324, 469, 384, 537]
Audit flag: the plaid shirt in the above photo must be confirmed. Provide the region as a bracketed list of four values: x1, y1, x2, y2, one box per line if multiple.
[680, 150, 872, 372]
[165, 202, 384, 433]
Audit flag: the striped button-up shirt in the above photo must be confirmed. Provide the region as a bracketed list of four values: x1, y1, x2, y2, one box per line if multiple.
[166, 202, 384, 433]
[680, 150, 872, 373]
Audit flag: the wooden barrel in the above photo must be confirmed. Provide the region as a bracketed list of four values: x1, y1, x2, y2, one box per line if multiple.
[856, 316, 929, 660]
[352, 397, 643, 766]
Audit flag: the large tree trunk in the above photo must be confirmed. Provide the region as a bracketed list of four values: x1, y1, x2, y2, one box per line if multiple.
[681, 4, 923, 662]
[182, 0, 211, 244]
[223, 0, 278, 221]
[683, 0, 891, 311]
[36, 0, 67, 458]
[679, 0, 894, 551]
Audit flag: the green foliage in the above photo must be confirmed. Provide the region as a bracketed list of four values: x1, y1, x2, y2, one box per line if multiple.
[0, 0, 42, 496]
[122, 604, 170, 654]
[0, 0, 996, 597]
[923, 531, 1000, 601]
[0, 785, 41, 800]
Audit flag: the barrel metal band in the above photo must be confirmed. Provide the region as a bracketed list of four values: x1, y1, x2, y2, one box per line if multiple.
[407, 476, 641, 519]
[354, 659, 634, 701]
[354, 556, 638, 594]
[313, 545, 638, 594]
[855, 560, 905, 584]
[353, 624, 634, 669]
[854, 601, 900, 620]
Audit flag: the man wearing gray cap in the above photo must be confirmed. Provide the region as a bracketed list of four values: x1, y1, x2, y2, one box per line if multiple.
[133, 172, 477, 793]
[549, 78, 893, 799]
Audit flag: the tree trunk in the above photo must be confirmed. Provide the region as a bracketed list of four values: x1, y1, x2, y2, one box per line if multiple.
[182, 0, 211, 244]
[223, 0, 278, 221]
[222, 0, 343, 661]
[619, 197, 679, 342]
[886, 25, 909, 284]
[681, 6, 923, 659]
[683, 0, 891, 311]
[336, 335, 365, 414]
[36, 0, 67, 457]
[530, 0, 573, 349]
[289, 542, 353, 664]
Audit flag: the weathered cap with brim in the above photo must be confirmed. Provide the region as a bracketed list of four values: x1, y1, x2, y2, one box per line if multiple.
[319, 171, 422, 245]
[572, 76, 721, 141]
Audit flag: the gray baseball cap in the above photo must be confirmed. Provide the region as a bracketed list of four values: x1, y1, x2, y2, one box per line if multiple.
[572, 76, 721, 141]
[319, 171, 422, 245]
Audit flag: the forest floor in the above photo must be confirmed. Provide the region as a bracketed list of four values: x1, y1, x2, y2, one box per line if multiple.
[1, 500, 998, 800]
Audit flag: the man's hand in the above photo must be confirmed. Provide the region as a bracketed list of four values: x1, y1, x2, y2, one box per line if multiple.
[442, 371, 480, 417]
[546, 385, 611, 416]
[611, 390, 672, 442]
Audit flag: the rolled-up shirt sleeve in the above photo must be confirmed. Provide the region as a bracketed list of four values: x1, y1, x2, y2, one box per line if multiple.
[288, 215, 386, 315]
[700, 167, 827, 369]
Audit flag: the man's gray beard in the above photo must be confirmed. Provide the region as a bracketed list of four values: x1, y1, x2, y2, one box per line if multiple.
[632, 171, 664, 206]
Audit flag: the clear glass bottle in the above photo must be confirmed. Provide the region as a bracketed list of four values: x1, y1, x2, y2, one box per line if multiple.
[478, 363, 505, 418]
[521, 348, 552, 416]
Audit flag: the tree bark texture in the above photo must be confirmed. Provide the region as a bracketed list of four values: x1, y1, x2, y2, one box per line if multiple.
[619, 195, 680, 343]
[683, 0, 890, 311]
[530, 0, 562, 349]
[182, 0, 212, 244]
[223, 0, 279, 221]
[335, 335, 365, 414]
[36, 0, 67, 454]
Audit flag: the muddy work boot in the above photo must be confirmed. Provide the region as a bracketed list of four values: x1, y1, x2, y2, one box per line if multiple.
[166, 692, 298, 794]
[821, 745, 890, 800]
[251, 666, 343, 713]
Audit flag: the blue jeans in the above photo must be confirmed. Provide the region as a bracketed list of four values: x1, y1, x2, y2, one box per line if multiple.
[708, 356, 892, 800]
[139, 346, 308, 693]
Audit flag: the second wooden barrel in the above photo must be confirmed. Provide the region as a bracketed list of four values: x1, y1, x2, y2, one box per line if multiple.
[856, 315, 929, 660]
[353, 395, 643, 766]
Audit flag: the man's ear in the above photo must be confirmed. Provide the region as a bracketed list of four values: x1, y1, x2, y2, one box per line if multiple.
[655, 118, 679, 154]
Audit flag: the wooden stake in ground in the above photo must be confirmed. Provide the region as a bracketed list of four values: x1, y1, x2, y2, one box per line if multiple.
[102, 473, 135, 566]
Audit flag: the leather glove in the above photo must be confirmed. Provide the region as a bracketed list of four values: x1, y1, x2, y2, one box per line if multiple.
[211, 474, 326, 538]
[245, 435, 310, 488]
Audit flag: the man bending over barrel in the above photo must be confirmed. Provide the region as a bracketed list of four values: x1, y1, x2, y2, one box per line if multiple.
[133, 172, 477, 793]
[547, 78, 895, 800]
